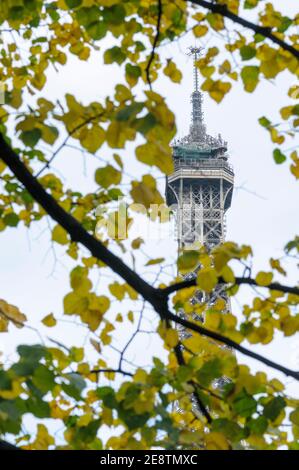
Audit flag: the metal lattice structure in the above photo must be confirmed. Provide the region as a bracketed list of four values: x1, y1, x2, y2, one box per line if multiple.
[166, 48, 235, 396]
[166, 47, 234, 252]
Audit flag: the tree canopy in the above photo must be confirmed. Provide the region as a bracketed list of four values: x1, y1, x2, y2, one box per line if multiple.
[0, 0, 299, 450]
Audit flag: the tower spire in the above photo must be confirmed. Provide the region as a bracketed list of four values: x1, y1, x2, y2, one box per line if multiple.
[187, 46, 206, 142]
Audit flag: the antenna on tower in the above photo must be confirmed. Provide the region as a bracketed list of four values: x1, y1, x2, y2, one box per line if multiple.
[187, 46, 205, 140]
[187, 46, 203, 92]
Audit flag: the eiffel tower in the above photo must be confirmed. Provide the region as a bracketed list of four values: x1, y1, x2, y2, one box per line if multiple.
[166, 47, 234, 336]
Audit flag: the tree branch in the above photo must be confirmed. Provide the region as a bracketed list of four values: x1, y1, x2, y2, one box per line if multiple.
[174, 342, 212, 423]
[91, 368, 133, 377]
[0, 134, 157, 309]
[163, 309, 299, 382]
[161, 276, 299, 297]
[1, 134, 299, 384]
[0, 440, 20, 450]
[188, 0, 299, 60]
[35, 111, 105, 178]
[145, 0, 162, 89]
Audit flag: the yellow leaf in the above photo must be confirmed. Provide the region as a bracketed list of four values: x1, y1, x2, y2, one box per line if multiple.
[207, 12, 225, 31]
[131, 237, 144, 249]
[205, 432, 230, 450]
[128, 310, 134, 323]
[100, 322, 115, 345]
[255, 271, 273, 286]
[42, 313, 56, 327]
[80, 125, 105, 153]
[0, 379, 23, 399]
[27, 424, 54, 450]
[90, 338, 101, 353]
[130, 174, 164, 208]
[0, 161, 6, 174]
[193, 24, 208, 37]
[77, 413, 93, 428]
[197, 267, 218, 292]
[205, 311, 221, 330]
[269, 378, 284, 392]
[241, 66, 259, 92]
[163, 60, 182, 83]
[106, 121, 135, 148]
[0, 299, 27, 327]
[290, 154, 299, 179]
[220, 265, 235, 283]
[109, 282, 126, 300]
[95, 165, 121, 188]
[165, 329, 179, 348]
[178, 250, 199, 273]
[219, 60, 231, 74]
[145, 258, 164, 266]
[136, 142, 173, 175]
[52, 224, 69, 245]
[134, 369, 148, 383]
[63, 291, 88, 315]
[280, 316, 299, 336]
[202, 78, 232, 103]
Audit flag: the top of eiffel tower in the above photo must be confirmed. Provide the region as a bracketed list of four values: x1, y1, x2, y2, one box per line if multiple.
[174, 46, 227, 153]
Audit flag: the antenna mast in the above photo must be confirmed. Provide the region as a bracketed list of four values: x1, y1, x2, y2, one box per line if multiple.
[187, 46, 205, 140]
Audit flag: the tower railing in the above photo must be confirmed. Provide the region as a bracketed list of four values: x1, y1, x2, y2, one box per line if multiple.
[173, 159, 234, 174]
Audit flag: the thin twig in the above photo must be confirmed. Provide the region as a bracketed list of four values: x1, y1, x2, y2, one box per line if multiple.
[145, 0, 162, 89]
[188, 0, 299, 60]
[91, 368, 133, 377]
[161, 276, 299, 297]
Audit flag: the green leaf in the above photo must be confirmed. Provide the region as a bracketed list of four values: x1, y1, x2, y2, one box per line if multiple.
[244, 0, 259, 9]
[3, 213, 19, 227]
[259, 116, 271, 128]
[196, 358, 222, 387]
[263, 396, 286, 421]
[241, 66, 259, 92]
[0, 370, 11, 390]
[116, 103, 143, 122]
[18, 344, 47, 362]
[125, 63, 141, 87]
[145, 258, 165, 266]
[177, 250, 199, 273]
[76, 7, 99, 27]
[96, 386, 118, 409]
[65, 0, 82, 8]
[248, 416, 268, 435]
[102, 5, 126, 25]
[118, 406, 150, 431]
[86, 21, 107, 40]
[25, 396, 50, 418]
[12, 345, 47, 376]
[290, 408, 299, 426]
[212, 418, 247, 442]
[232, 390, 257, 417]
[32, 365, 56, 394]
[136, 113, 157, 135]
[62, 373, 86, 400]
[277, 17, 292, 33]
[273, 148, 286, 164]
[95, 165, 121, 189]
[240, 45, 256, 60]
[104, 46, 126, 65]
[20, 128, 42, 147]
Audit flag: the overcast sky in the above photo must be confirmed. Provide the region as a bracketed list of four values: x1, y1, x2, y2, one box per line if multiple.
[0, 2, 299, 408]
